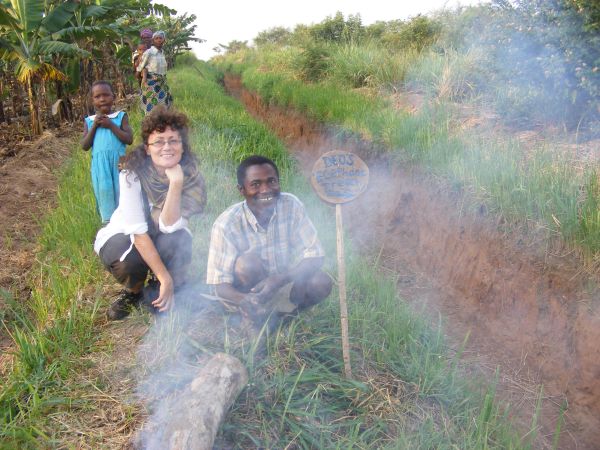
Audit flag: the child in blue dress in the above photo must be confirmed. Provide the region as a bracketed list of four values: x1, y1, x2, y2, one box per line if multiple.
[81, 81, 133, 223]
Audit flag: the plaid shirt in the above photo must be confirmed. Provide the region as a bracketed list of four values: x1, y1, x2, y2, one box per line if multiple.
[206, 193, 324, 285]
[137, 46, 167, 75]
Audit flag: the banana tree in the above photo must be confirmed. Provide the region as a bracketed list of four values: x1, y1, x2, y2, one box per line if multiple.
[155, 13, 205, 68]
[61, 0, 175, 114]
[0, 0, 90, 135]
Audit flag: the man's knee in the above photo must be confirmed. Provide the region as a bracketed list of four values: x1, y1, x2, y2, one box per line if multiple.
[234, 252, 266, 291]
[306, 270, 333, 301]
[291, 270, 332, 308]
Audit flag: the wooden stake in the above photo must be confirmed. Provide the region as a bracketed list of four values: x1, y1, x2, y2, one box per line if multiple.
[311, 150, 368, 379]
[336, 204, 352, 379]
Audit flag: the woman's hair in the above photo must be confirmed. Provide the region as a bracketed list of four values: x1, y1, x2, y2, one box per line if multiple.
[122, 106, 196, 174]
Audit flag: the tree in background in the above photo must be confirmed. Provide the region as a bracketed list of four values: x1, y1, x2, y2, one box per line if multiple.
[152, 13, 205, 68]
[0, 0, 88, 134]
[254, 27, 292, 48]
[0, 0, 202, 136]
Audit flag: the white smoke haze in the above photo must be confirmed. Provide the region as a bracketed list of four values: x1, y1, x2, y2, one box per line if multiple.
[132, 289, 249, 449]
[412, 2, 600, 133]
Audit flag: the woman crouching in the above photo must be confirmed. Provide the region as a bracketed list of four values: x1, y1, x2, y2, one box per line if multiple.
[94, 107, 206, 320]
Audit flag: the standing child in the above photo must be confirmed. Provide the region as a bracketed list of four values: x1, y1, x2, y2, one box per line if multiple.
[81, 81, 133, 223]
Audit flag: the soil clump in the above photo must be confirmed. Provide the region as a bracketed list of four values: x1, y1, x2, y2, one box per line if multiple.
[224, 73, 600, 449]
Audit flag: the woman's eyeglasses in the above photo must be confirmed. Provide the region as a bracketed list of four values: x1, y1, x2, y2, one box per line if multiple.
[148, 139, 182, 148]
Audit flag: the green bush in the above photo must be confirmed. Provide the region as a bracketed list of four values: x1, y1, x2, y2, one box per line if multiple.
[381, 15, 442, 52]
[295, 44, 331, 82]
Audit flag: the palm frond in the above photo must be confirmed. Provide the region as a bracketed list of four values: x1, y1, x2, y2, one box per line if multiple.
[40, 0, 78, 34]
[10, 0, 44, 33]
[38, 40, 91, 58]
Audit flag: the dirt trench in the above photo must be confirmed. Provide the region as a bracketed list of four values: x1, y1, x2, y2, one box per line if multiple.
[224, 74, 600, 449]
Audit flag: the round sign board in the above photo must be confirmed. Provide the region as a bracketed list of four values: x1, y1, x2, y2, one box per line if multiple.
[310, 150, 369, 204]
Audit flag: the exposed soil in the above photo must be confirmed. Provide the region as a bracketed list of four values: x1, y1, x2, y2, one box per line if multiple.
[0, 125, 79, 355]
[2, 77, 599, 448]
[224, 73, 600, 449]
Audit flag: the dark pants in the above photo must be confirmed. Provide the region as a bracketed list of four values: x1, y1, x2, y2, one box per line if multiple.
[234, 252, 332, 309]
[99, 230, 192, 290]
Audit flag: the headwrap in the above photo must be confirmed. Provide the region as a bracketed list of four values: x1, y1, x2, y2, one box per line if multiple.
[152, 30, 166, 39]
[140, 28, 153, 39]
[136, 157, 206, 224]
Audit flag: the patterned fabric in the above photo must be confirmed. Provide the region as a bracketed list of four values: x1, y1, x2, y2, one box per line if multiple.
[206, 193, 324, 285]
[139, 73, 172, 114]
[85, 111, 127, 222]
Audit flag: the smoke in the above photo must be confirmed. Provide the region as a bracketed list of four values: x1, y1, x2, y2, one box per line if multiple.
[133, 288, 221, 448]
[420, 2, 600, 132]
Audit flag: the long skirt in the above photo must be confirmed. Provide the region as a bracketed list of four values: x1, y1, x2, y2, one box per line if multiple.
[140, 73, 172, 115]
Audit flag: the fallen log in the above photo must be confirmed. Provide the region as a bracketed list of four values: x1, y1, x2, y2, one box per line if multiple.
[134, 352, 248, 450]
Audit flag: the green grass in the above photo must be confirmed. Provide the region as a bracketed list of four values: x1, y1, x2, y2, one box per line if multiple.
[214, 47, 600, 260]
[0, 58, 537, 448]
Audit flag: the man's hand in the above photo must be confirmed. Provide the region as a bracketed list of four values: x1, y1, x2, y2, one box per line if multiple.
[250, 273, 287, 303]
[239, 293, 268, 321]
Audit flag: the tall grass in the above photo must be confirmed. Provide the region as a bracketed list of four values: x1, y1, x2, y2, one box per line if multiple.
[214, 48, 600, 260]
[0, 58, 535, 448]
[1, 150, 103, 446]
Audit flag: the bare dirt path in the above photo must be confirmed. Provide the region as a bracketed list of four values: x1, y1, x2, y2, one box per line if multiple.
[224, 74, 600, 449]
[0, 127, 79, 354]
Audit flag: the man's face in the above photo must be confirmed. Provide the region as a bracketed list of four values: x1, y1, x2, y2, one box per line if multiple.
[239, 163, 280, 217]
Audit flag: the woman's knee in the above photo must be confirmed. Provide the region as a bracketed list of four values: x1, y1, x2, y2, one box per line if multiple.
[99, 234, 145, 286]
[155, 230, 192, 261]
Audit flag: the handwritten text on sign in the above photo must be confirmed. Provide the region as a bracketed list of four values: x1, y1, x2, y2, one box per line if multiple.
[311, 151, 369, 204]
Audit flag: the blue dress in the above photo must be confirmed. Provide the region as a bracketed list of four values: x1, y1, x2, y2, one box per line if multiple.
[85, 111, 127, 222]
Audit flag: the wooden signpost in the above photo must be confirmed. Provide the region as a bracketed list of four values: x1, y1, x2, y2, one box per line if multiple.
[310, 150, 369, 379]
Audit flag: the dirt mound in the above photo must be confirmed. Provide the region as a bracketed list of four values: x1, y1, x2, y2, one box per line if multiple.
[224, 73, 600, 449]
[0, 127, 78, 295]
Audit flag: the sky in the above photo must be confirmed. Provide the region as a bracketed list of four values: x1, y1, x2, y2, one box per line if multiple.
[165, 0, 487, 61]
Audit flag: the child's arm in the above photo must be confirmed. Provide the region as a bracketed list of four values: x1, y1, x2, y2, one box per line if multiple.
[117, 113, 134, 145]
[96, 112, 133, 145]
[81, 118, 98, 150]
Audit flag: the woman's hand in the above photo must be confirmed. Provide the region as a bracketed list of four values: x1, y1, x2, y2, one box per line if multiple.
[165, 164, 184, 185]
[151, 273, 175, 312]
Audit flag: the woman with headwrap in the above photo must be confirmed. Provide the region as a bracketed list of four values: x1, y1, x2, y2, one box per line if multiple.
[137, 30, 173, 115]
[94, 107, 206, 320]
[132, 28, 153, 84]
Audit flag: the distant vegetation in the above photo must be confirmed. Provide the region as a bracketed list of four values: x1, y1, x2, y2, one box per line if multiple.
[0, 0, 202, 135]
[214, 0, 600, 262]
[220, 1, 600, 133]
